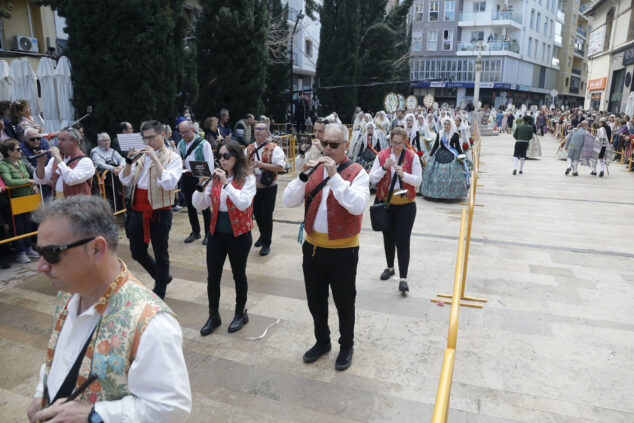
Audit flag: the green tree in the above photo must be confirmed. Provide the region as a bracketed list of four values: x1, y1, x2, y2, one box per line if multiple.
[263, 0, 290, 123]
[356, 22, 396, 111]
[36, 0, 187, 147]
[195, 0, 269, 124]
[315, 0, 360, 118]
[359, 0, 388, 31]
[385, 0, 413, 81]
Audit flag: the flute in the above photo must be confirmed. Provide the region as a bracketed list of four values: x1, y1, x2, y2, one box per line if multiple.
[299, 163, 321, 182]
[125, 152, 144, 165]
[27, 149, 51, 161]
[196, 166, 226, 192]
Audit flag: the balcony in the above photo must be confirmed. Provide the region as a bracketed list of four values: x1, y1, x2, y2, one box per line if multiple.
[574, 48, 585, 57]
[554, 34, 563, 47]
[571, 68, 582, 76]
[576, 26, 586, 37]
[288, 7, 301, 23]
[456, 40, 520, 54]
[458, 11, 522, 28]
[556, 10, 565, 23]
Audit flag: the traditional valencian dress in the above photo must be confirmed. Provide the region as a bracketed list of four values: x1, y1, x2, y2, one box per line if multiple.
[421, 130, 469, 199]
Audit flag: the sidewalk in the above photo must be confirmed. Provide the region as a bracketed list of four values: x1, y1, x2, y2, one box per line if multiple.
[0, 132, 632, 422]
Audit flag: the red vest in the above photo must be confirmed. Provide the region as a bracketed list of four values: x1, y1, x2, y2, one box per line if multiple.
[304, 160, 363, 240]
[376, 148, 416, 201]
[51, 149, 93, 197]
[209, 179, 253, 237]
[246, 142, 278, 183]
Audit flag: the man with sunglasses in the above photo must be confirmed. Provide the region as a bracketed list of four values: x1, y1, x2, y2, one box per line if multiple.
[20, 128, 51, 167]
[34, 128, 94, 199]
[119, 120, 182, 299]
[283, 123, 370, 371]
[26, 196, 191, 423]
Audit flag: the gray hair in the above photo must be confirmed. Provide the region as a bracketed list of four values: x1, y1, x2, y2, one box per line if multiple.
[219, 108, 229, 118]
[254, 120, 269, 131]
[24, 128, 40, 139]
[140, 120, 165, 134]
[97, 132, 110, 142]
[61, 127, 81, 145]
[177, 120, 194, 132]
[32, 196, 119, 251]
[324, 123, 348, 142]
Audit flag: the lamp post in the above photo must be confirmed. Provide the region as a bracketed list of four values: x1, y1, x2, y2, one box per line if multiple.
[472, 41, 484, 124]
[289, 9, 304, 129]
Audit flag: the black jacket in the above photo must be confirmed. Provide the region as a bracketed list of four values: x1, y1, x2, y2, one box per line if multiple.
[430, 132, 462, 156]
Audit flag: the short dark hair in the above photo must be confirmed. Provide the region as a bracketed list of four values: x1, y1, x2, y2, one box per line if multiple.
[219, 108, 229, 118]
[0, 139, 19, 157]
[140, 120, 164, 134]
[32, 196, 119, 251]
[118, 121, 132, 133]
[523, 116, 531, 123]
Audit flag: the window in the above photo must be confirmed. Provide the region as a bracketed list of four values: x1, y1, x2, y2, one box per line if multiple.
[473, 1, 486, 12]
[567, 56, 572, 66]
[536, 13, 541, 31]
[551, 19, 554, 37]
[427, 30, 438, 50]
[572, 14, 577, 24]
[544, 21, 548, 35]
[443, 30, 454, 50]
[565, 77, 569, 87]
[547, 0, 551, 10]
[542, 42, 546, 60]
[534, 39, 538, 57]
[530, 10, 535, 30]
[528, 37, 533, 56]
[414, 2, 424, 21]
[538, 0, 542, 5]
[547, 45, 551, 60]
[471, 31, 484, 41]
[429, 1, 439, 21]
[412, 32, 423, 51]
[444, 0, 455, 20]
[305, 40, 313, 58]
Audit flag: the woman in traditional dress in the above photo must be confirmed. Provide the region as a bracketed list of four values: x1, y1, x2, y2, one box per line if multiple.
[526, 114, 542, 158]
[374, 111, 391, 136]
[421, 119, 469, 199]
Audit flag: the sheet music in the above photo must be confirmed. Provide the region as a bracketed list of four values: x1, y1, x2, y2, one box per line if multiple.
[117, 133, 144, 151]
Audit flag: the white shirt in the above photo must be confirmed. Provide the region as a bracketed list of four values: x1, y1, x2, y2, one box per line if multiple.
[34, 293, 192, 423]
[34, 156, 95, 193]
[368, 150, 423, 190]
[283, 166, 370, 233]
[245, 142, 286, 187]
[119, 151, 182, 191]
[180, 137, 214, 173]
[192, 174, 256, 212]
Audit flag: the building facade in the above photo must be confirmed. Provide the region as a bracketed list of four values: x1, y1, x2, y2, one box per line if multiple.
[409, 0, 560, 108]
[584, 0, 634, 113]
[283, 0, 320, 97]
[554, 0, 590, 108]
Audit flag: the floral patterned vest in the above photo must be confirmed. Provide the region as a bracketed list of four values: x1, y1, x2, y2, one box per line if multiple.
[303, 160, 364, 240]
[376, 148, 416, 201]
[246, 142, 278, 183]
[209, 179, 253, 237]
[41, 261, 173, 407]
[51, 149, 93, 197]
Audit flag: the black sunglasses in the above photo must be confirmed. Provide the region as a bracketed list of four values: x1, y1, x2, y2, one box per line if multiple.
[322, 141, 343, 149]
[33, 237, 95, 264]
[28, 137, 42, 142]
[218, 152, 233, 160]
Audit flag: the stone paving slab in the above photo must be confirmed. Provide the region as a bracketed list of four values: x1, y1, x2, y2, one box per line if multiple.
[0, 132, 633, 422]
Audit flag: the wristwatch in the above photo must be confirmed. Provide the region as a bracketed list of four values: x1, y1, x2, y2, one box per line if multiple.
[88, 405, 104, 423]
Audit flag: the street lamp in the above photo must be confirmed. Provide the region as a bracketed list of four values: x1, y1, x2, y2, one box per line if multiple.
[289, 9, 304, 130]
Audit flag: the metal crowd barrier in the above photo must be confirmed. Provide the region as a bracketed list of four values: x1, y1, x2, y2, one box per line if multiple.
[0, 183, 42, 246]
[274, 134, 297, 173]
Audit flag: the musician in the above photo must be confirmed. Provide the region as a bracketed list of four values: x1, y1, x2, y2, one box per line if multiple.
[369, 128, 422, 294]
[295, 118, 326, 171]
[34, 128, 95, 199]
[245, 121, 286, 256]
[283, 123, 370, 371]
[192, 141, 256, 336]
[27, 196, 191, 423]
[177, 120, 215, 245]
[119, 120, 182, 299]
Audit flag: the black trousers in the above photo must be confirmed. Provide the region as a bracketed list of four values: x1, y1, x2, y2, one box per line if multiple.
[128, 208, 172, 296]
[253, 185, 277, 247]
[302, 241, 359, 348]
[182, 174, 211, 235]
[206, 231, 252, 313]
[382, 202, 416, 279]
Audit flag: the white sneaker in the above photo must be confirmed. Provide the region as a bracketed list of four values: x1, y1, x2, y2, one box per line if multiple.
[26, 248, 40, 258]
[16, 252, 31, 263]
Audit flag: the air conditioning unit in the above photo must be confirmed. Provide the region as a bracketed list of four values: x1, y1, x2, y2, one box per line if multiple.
[15, 36, 38, 53]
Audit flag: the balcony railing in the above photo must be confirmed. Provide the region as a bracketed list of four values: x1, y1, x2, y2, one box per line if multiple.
[569, 86, 579, 94]
[557, 10, 566, 22]
[457, 40, 520, 53]
[574, 48, 585, 57]
[576, 26, 586, 37]
[458, 11, 522, 25]
[571, 68, 582, 75]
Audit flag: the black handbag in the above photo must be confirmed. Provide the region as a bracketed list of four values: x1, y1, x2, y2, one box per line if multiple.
[369, 150, 405, 232]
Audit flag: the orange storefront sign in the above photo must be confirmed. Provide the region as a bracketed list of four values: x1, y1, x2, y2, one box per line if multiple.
[588, 77, 607, 91]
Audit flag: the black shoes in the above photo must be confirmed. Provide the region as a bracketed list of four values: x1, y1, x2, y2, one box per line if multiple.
[335, 347, 353, 371]
[303, 341, 332, 363]
[254, 239, 263, 248]
[519, 170, 523, 175]
[591, 170, 597, 176]
[512, 169, 517, 175]
[228, 309, 249, 333]
[380, 268, 395, 280]
[573, 171, 579, 176]
[200, 312, 222, 336]
[260, 246, 270, 256]
[399, 280, 409, 293]
[599, 171, 604, 177]
[185, 232, 201, 243]
[202, 233, 209, 246]
[565, 167, 571, 175]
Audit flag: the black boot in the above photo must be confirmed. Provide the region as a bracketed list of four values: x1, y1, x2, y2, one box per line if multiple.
[200, 311, 222, 336]
[228, 309, 249, 333]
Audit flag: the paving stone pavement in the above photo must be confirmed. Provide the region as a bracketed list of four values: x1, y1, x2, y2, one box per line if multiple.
[1, 132, 633, 422]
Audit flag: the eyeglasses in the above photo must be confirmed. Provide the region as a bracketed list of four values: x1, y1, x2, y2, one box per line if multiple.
[254, 127, 268, 132]
[28, 137, 41, 142]
[33, 237, 95, 264]
[218, 152, 233, 160]
[142, 134, 160, 142]
[322, 141, 344, 149]
[12, 147, 21, 152]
